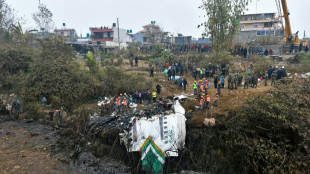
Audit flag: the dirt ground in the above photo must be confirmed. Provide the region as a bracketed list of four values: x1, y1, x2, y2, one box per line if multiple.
[0, 120, 130, 174]
[118, 58, 275, 127]
[0, 120, 75, 174]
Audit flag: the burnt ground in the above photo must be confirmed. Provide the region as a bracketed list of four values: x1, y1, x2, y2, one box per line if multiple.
[0, 119, 130, 174]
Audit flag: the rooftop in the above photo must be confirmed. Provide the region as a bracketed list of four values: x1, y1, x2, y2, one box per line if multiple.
[90, 27, 113, 32]
[241, 12, 276, 16]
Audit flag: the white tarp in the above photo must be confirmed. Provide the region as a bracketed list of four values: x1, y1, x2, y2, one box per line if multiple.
[127, 99, 186, 157]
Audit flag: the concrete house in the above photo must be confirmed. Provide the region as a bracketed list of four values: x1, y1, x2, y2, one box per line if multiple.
[236, 13, 284, 43]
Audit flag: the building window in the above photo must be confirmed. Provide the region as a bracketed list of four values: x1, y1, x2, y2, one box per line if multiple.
[109, 32, 113, 38]
[264, 22, 273, 28]
[261, 31, 266, 35]
[104, 33, 108, 38]
[253, 24, 259, 28]
[94, 32, 103, 39]
[251, 16, 255, 20]
[61, 32, 64, 35]
[270, 30, 275, 35]
[265, 14, 273, 19]
[266, 31, 270, 35]
[240, 24, 245, 29]
[257, 31, 261, 36]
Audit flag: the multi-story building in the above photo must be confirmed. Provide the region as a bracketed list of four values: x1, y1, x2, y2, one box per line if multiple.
[132, 23, 168, 45]
[166, 35, 192, 45]
[55, 28, 77, 39]
[90, 23, 132, 44]
[236, 13, 284, 43]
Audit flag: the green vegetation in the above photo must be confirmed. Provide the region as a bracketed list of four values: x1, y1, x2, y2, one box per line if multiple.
[184, 79, 310, 173]
[200, 0, 249, 64]
[0, 36, 151, 113]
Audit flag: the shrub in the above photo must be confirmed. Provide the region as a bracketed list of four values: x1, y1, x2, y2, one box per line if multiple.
[100, 66, 152, 96]
[253, 56, 273, 74]
[23, 39, 100, 111]
[25, 102, 45, 120]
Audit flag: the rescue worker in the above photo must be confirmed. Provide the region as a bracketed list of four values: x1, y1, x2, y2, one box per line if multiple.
[193, 81, 198, 95]
[200, 96, 204, 110]
[152, 90, 157, 102]
[204, 80, 209, 94]
[199, 68, 204, 79]
[214, 92, 219, 107]
[206, 95, 211, 109]
[123, 97, 128, 112]
[116, 97, 122, 112]
[200, 82, 204, 95]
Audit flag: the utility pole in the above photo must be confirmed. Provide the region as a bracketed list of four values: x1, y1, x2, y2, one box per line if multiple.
[256, 0, 258, 14]
[117, 18, 120, 54]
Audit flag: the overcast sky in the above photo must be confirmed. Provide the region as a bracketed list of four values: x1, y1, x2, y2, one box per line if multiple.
[6, 0, 310, 38]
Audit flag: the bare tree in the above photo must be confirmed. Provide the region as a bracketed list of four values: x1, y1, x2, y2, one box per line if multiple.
[0, 0, 18, 30]
[144, 26, 168, 44]
[32, 3, 54, 33]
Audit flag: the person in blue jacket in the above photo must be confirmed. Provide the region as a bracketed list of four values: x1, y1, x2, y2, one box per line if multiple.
[221, 75, 225, 88]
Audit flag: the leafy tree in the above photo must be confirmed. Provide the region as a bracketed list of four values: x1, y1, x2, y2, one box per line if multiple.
[86, 51, 98, 74]
[0, 46, 32, 92]
[200, 0, 249, 59]
[32, 3, 54, 33]
[23, 39, 99, 110]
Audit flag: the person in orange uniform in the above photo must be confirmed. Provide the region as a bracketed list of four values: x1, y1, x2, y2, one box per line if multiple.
[123, 97, 128, 111]
[200, 96, 204, 110]
[206, 95, 211, 109]
[200, 82, 204, 95]
[116, 97, 122, 112]
[204, 80, 209, 94]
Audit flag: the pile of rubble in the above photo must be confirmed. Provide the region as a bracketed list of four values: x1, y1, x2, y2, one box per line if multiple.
[87, 96, 187, 157]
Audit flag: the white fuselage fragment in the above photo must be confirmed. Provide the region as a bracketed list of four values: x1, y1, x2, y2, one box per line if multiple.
[126, 100, 186, 157]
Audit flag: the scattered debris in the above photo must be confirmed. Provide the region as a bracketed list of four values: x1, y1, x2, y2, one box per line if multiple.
[204, 118, 216, 126]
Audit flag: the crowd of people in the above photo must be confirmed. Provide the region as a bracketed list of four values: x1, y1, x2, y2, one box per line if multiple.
[97, 84, 162, 116]
[133, 44, 213, 55]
